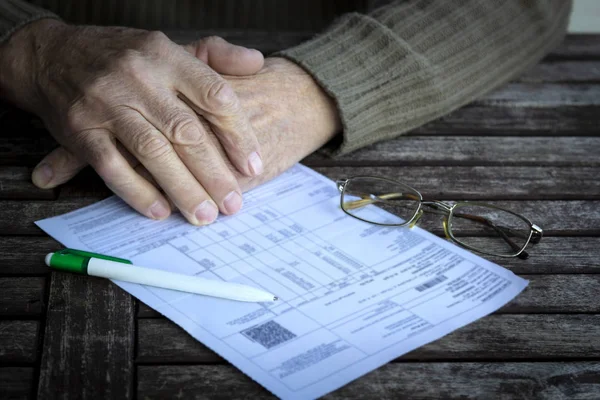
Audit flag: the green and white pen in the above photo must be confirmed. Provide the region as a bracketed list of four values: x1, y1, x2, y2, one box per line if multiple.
[45, 249, 277, 303]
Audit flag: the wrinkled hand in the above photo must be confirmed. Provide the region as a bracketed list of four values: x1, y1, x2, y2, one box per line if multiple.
[0, 19, 266, 225]
[23, 57, 342, 209]
[227, 58, 342, 191]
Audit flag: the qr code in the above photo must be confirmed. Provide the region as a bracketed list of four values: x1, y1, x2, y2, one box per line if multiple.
[415, 274, 448, 292]
[242, 320, 297, 349]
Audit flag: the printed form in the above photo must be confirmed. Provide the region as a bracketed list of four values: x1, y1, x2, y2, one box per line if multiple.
[37, 164, 528, 399]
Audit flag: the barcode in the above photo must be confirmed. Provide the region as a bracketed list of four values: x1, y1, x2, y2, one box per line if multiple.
[415, 275, 448, 292]
[242, 320, 297, 349]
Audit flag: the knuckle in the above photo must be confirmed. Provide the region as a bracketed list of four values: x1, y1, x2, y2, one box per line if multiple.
[132, 132, 172, 160]
[111, 50, 146, 80]
[205, 80, 237, 110]
[167, 116, 205, 146]
[143, 30, 170, 48]
[204, 35, 225, 45]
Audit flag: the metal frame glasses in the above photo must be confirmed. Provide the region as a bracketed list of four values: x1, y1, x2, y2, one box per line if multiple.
[336, 176, 543, 259]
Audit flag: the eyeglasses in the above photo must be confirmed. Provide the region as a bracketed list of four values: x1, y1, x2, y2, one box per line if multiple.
[336, 176, 543, 259]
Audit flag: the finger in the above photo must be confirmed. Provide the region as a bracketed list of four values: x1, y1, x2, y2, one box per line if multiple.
[112, 110, 222, 225]
[174, 52, 263, 178]
[77, 129, 171, 220]
[32, 146, 87, 188]
[183, 36, 264, 76]
[133, 163, 178, 212]
[134, 96, 244, 216]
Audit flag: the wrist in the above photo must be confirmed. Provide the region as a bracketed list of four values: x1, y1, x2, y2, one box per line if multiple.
[268, 57, 341, 142]
[0, 18, 66, 113]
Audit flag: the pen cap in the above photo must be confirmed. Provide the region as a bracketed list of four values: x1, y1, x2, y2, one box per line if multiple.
[46, 249, 131, 275]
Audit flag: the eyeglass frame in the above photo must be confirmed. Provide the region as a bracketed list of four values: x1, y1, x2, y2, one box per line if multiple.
[336, 176, 543, 259]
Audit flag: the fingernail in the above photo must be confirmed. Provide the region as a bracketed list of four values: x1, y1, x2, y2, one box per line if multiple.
[149, 200, 170, 220]
[223, 191, 243, 214]
[248, 152, 263, 176]
[33, 163, 53, 187]
[194, 200, 218, 225]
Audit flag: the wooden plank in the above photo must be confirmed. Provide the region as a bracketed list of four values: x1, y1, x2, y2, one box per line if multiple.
[414, 105, 600, 135]
[138, 273, 600, 318]
[137, 315, 600, 364]
[415, 84, 600, 135]
[56, 166, 600, 201]
[138, 362, 600, 399]
[0, 237, 59, 276]
[311, 166, 600, 200]
[37, 273, 135, 399]
[0, 277, 45, 316]
[461, 237, 600, 274]
[3, 199, 600, 236]
[0, 368, 34, 400]
[0, 199, 98, 235]
[501, 275, 600, 313]
[519, 61, 600, 83]
[0, 320, 38, 364]
[550, 34, 600, 60]
[475, 84, 600, 107]
[303, 136, 600, 166]
[0, 167, 56, 199]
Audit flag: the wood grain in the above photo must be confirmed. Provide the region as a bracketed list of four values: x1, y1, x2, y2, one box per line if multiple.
[136, 314, 600, 364]
[303, 136, 600, 167]
[0, 167, 56, 200]
[0, 277, 45, 316]
[0, 321, 38, 364]
[37, 273, 135, 400]
[2, 199, 599, 236]
[51, 165, 600, 201]
[550, 34, 600, 60]
[0, 237, 59, 276]
[0, 368, 34, 400]
[519, 61, 600, 83]
[137, 362, 600, 399]
[311, 166, 600, 200]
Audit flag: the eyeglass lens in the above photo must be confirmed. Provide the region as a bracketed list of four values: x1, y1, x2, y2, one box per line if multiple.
[449, 204, 532, 256]
[341, 177, 421, 225]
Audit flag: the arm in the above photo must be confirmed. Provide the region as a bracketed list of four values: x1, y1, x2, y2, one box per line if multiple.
[277, 0, 572, 155]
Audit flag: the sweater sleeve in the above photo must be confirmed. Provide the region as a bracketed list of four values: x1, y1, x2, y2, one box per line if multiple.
[0, 0, 60, 44]
[276, 0, 572, 155]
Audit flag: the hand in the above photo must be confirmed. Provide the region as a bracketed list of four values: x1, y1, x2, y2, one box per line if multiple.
[0, 19, 265, 225]
[21, 57, 342, 209]
[124, 58, 341, 194]
[226, 58, 342, 191]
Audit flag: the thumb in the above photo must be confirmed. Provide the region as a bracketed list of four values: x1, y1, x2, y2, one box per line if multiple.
[183, 36, 264, 76]
[32, 146, 86, 189]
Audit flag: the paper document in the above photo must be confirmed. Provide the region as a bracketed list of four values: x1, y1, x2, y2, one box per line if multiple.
[37, 164, 528, 399]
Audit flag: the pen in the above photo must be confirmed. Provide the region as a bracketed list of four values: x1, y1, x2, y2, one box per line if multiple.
[45, 249, 277, 303]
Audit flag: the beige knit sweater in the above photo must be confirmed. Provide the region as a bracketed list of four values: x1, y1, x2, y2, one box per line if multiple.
[0, 0, 572, 155]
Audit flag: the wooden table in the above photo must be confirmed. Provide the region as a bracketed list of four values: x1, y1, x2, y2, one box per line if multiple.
[1, 33, 600, 399]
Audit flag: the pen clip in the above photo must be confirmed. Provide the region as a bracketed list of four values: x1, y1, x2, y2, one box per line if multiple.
[57, 249, 132, 265]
